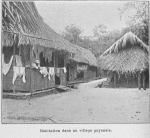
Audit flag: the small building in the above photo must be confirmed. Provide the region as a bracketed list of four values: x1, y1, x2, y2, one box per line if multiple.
[67, 45, 98, 83]
[98, 32, 149, 89]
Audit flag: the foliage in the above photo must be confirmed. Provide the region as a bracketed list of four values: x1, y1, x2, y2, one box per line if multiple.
[61, 1, 149, 58]
[62, 24, 83, 44]
[118, 1, 149, 44]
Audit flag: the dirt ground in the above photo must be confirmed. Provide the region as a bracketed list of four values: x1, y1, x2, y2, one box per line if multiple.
[2, 79, 150, 123]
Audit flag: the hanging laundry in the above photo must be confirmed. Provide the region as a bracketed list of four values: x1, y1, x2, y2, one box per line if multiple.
[32, 59, 40, 69]
[47, 67, 51, 81]
[12, 66, 26, 84]
[40, 67, 48, 77]
[20, 45, 30, 67]
[44, 48, 52, 63]
[63, 67, 67, 73]
[15, 55, 23, 67]
[52, 67, 55, 80]
[55, 68, 60, 74]
[48, 67, 55, 80]
[2, 54, 13, 75]
[33, 45, 40, 61]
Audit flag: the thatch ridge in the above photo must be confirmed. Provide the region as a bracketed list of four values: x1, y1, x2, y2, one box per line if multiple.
[102, 32, 149, 56]
[98, 32, 149, 74]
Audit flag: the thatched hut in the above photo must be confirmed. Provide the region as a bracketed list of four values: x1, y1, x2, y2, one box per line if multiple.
[2, 1, 78, 94]
[2, 1, 98, 95]
[67, 45, 98, 83]
[98, 32, 149, 89]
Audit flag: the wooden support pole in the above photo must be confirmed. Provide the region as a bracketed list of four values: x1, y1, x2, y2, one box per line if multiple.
[114, 72, 117, 87]
[30, 45, 33, 96]
[126, 75, 128, 87]
[138, 72, 142, 90]
[53, 52, 56, 85]
[12, 35, 19, 93]
[132, 74, 134, 86]
[13, 42, 16, 93]
[142, 71, 146, 90]
[96, 67, 98, 77]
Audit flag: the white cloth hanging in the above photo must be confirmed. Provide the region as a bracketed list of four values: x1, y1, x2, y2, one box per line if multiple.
[12, 66, 26, 84]
[63, 67, 67, 73]
[2, 54, 13, 75]
[15, 55, 23, 67]
[40, 67, 48, 77]
[48, 67, 55, 80]
[47, 67, 51, 81]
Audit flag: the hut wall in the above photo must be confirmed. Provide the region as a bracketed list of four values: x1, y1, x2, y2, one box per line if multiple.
[3, 63, 31, 92]
[3, 63, 55, 92]
[3, 45, 55, 93]
[69, 62, 77, 82]
[84, 66, 97, 80]
[54, 52, 67, 86]
[32, 68, 55, 92]
[104, 73, 139, 88]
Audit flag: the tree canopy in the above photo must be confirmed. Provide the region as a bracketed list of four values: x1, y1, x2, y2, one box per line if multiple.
[61, 1, 149, 58]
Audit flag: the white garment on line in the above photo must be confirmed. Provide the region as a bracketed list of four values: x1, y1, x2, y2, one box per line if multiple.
[12, 66, 26, 84]
[40, 67, 48, 77]
[32, 63, 39, 69]
[2, 54, 13, 75]
[63, 67, 67, 73]
[48, 67, 55, 80]
[47, 67, 51, 81]
[15, 55, 23, 66]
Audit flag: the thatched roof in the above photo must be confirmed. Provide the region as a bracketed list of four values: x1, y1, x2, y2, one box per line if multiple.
[2, 2, 76, 54]
[71, 45, 98, 67]
[98, 32, 149, 74]
[2, 1, 98, 67]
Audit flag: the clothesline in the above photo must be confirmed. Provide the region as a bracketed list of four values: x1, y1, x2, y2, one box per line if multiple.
[2, 54, 67, 85]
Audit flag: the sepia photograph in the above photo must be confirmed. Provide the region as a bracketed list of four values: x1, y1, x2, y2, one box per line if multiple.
[1, 0, 149, 124]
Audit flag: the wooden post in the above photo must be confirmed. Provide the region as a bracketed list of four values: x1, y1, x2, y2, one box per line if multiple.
[12, 35, 19, 93]
[13, 42, 16, 93]
[30, 45, 33, 96]
[132, 74, 134, 86]
[114, 72, 117, 87]
[96, 67, 97, 77]
[126, 75, 128, 87]
[142, 71, 146, 90]
[138, 72, 142, 90]
[53, 51, 56, 85]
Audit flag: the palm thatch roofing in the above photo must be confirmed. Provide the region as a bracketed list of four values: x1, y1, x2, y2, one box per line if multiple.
[2, 1, 97, 67]
[2, 1, 76, 53]
[98, 32, 149, 74]
[71, 45, 98, 67]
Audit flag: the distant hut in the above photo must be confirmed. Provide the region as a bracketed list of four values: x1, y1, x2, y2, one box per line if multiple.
[66, 45, 98, 83]
[98, 32, 149, 89]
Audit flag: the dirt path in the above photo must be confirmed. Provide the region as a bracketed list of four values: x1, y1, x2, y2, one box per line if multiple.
[2, 79, 149, 123]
